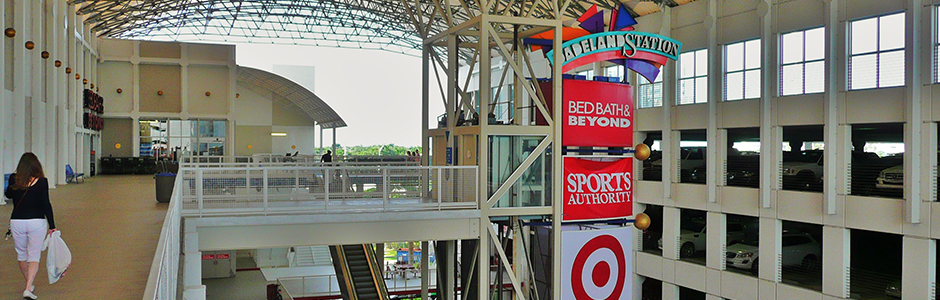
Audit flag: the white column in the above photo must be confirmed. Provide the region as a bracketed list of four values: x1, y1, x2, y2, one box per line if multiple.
[13, 0, 28, 158]
[821, 226, 850, 298]
[706, 212, 726, 271]
[660, 6, 674, 203]
[662, 206, 681, 260]
[662, 282, 679, 300]
[901, 237, 935, 300]
[704, 0, 719, 204]
[56, 0, 67, 185]
[758, 217, 781, 282]
[759, 0, 777, 208]
[0, 0, 6, 173]
[66, 3, 76, 175]
[903, 0, 924, 223]
[183, 223, 205, 299]
[29, 0, 43, 156]
[44, 0, 58, 186]
[822, 0, 844, 215]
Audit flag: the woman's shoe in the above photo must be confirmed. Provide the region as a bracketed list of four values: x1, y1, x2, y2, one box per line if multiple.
[22, 290, 38, 299]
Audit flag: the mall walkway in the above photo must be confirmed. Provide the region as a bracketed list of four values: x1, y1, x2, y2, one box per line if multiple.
[0, 175, 167, 299]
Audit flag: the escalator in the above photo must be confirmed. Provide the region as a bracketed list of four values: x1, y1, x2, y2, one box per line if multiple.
[330, 244, 389, 300]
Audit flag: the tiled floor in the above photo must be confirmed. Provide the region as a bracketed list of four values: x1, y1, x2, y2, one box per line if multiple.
[0, 175, 167, 299]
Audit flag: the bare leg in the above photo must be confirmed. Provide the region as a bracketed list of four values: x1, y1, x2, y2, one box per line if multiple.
[18, 261, 28, 280]
[25, 261, 39, 292]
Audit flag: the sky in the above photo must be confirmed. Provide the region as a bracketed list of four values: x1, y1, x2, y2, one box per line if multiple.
[235, 44, 445, 147]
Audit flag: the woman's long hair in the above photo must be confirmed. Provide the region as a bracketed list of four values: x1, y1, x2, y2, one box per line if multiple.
[13, 152, 44, 190]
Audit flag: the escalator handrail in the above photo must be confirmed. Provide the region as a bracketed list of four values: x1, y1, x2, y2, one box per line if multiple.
[334, 245, 360, 300]
[360, 245, 390, 300]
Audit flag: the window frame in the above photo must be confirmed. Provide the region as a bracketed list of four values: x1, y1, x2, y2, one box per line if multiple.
[724, 38, 762, 101]
[847, 11, 906, 90]
[677, 48, 709, 105]
[779, 27, 826, 96]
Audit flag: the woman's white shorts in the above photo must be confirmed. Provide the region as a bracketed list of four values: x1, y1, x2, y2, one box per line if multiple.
[11, 219, 47, 262]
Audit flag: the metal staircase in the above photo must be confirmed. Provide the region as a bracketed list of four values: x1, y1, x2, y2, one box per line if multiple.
[330, 244, 389, 300]
[312, 246, 333, 266]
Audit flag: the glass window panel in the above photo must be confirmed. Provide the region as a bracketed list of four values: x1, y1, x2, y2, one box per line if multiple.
[878, 13, 906, 51]
[726, 43, 744, 72]
[638, 74, 651, 84]
[850, 53, 878, 89]
[652, 83, 663, 106]
[726, 72, 744, 101]
[850, 18, 878, 54]
[878, 50, 905, 87]
[745, 40, 761, 69]
[804, 28, 826, 61]
[654, 73, 662, 83]
[695, 77, 708, 103]
[679, 79, 695, 105]
[804, 61, 825, 93]
[781, 31, 804, 64]
[781, 64, 804, 96]
[680, 52, 695, 78]
[744, 69, 761, 99]
[695, 50, 709, 76]
[213, 121, 226, 137]
[937, 45, 940, 83]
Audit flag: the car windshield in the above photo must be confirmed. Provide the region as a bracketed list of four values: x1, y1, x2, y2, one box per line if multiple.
[740, 238, 759, 246]
[788, 151, 822, 163]
[681, 220, 706, 232]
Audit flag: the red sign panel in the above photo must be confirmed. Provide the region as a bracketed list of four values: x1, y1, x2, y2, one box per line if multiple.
[563, 157, 633, 221]
[202, 254, 216, 260]
[216, 254, 230, 259]
[563, 80, 633, 147]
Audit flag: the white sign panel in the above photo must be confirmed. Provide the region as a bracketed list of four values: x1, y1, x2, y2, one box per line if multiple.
[561, 227, 633, 300]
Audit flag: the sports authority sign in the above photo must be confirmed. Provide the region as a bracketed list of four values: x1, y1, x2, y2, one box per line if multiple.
[562, 227, 634, 300]
[563, 157, 633, 221]
[563, 80, 633, 147]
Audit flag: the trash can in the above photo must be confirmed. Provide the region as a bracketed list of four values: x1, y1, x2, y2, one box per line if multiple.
[155, 172, 176, 203]
[266, 284, 281, 300]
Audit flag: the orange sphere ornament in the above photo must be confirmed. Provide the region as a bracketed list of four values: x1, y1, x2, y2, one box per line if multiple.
[157, 90, 163, 96]
[40, 51, 49, 59]
[54, 60, 61, 68]
[634, 143, 651, 161]
[116, 88, 122, 94]
[205, 91, 211, 97]
[82, 79, 88, 85]
[24, 41, 34, 50]
[65, 67, 71, 74]
[3, 28, 14, 38]
[75, 73, 80, 80]
[634, 213, 651, 231]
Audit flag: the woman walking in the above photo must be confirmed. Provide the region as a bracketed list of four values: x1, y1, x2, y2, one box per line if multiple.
[5, 153, 56, 299]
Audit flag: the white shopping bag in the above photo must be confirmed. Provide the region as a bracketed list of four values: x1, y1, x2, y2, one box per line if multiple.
[41, 231, 71, 284]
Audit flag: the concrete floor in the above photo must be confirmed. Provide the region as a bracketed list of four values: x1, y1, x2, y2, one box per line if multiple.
[0, 175, 167, 299]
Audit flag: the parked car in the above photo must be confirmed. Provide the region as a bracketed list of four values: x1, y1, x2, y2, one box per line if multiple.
[876, 164, 903, 189]
[658, 217, 747, 258]
[651, 147, 705, 183]
[726, 231, 822, 273]
[884, 279, 901, 298]
[782, 150, 824, 188]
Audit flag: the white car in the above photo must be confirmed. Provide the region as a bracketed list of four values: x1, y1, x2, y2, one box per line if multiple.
[658, 217, 747, 258]
[726, 232, 821, 273]
[876, 165, 903, 189]
[782, 150, 824, 187]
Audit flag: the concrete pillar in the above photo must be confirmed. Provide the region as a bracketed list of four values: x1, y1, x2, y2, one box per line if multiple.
[706, 212, 726, 271]
[662, 206, 680, 260]
[903, 0, 924, 223]
[13, 0, 28, 158]
[421, 241, 429, 299]
[662, 281, 679, 300]
[902, 237, 935, 300]
[758, 217, 781, 282]
[55, 0, 67, 185]
[704, 0, 719, 204]
[822, 226, 849, 298]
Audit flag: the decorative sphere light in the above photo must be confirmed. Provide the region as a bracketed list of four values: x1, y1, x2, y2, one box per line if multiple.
[54, 60, 61, 67]
[40, 51, 49, 59]
[3, 28, 15, 38]
[634, 213, 651, 231]
[24, 41, 34, 50]
[65, 67, 71, 74]
[634, 143, 651, 161]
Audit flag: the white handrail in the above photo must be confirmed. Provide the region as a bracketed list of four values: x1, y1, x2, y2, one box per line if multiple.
[143, 175, 183, 300]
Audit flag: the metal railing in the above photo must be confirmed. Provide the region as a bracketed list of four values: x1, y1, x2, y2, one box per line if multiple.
[179, 155, 420, 169]
[142, 175, 183, 300]
[179, 165, 478, 216]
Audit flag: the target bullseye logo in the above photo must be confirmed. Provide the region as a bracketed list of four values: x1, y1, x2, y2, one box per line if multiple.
[562, 227, 633, 300]
[571, 235, 626, 300]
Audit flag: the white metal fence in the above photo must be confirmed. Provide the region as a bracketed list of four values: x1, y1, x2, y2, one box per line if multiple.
[179, 155, 420, 169]
[142, 175, 183, 300]
[179, 165, 478, 216]
[143, 164, 477, 300]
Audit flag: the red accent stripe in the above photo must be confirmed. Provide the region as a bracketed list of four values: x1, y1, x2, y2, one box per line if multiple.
[290, 283, 515, 300]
